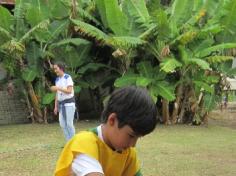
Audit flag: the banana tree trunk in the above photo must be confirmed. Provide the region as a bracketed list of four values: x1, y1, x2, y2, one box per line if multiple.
[171, 84, 183, 124]
[17, 58, 44, 123]
[43, 107, 48, 124]
[162, 99, 170, 125]
[178, 88, 189, 123]
[23, 89, 35, 123]
[202, 112, 209, 125]
[42, 74, 48, 124]
[198, 93, 208, 125]
[26, 82, 44, 123]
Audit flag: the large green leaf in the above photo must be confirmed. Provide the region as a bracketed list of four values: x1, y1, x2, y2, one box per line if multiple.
[153, 9, 169, 40]
[95, 0, 128, 35]
[169, 0, 193, 26]
[136, 77, 152, 87]
[146, 0, 161, 17]
[139, 24, 158, 40]
[152, 82, 175, 101]
[71, 19, 108, 43]
[111, 36, 144, 48]
[19, 19, 50, 43]
[217, 61, 236, 77]
[0, 63, 7, 81]
[202, 0, 223, 18]
[72, 19, 144, 48]
[51, 38, 91, 48]
[160, 58, 182, 73]
[178, 45, 189, 64]
[46, 20, 69, 43]
[65, 45, 91, 68]
[197, 43, 236, 57]
[33, 19, 69, 43]
[26, 42, 42, 74]
[173, 30, 198, 45]
[193, 81, 214, 94]
[153, 66, 167, 80]
[114, 73, 138, 87]
[198, 24, 222, 38]
[205, 75, 220, 84]
[14, 0, 27, 40]
[122, 0, 150, 32]
[32, 29, 50, 43]
[217, 0, 236, 42]
[42, 93, 55, 105]
[192, 38, 214, 55]
[74, 86, 81, 94]
[226, 68, 236, 77]
[203, 93, 219, 111]
[137, 61, 153, 78]
[145, 1, 167, 39]
[0, 5, 14, 31]
[50, 38, 91, 69]
[51, 0, 70, 19]
[206, 56, 234, 63]
[0, 27, 12, 45]
[192, 0, 204, 12]
[22, 67, 38, 81]
[107, 36, 145, 48]
[76, 6, 102, 27]
[25, 2, 50, 27]
[188, 58, 210, 70]
[52, 44, 90, 69]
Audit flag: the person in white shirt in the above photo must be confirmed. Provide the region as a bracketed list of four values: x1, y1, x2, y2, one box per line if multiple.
[50, 62, 76, 141]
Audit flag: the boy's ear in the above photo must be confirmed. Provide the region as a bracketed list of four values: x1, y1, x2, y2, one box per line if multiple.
[107, 113, 118, 126]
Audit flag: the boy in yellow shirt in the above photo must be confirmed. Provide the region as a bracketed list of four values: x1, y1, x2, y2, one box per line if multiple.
[54, 86, 157, 176]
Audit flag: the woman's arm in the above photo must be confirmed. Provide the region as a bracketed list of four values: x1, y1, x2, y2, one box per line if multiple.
[50, 85, 73, 94]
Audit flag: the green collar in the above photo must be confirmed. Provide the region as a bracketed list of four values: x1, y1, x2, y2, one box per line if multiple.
[88, 127, 98, 136]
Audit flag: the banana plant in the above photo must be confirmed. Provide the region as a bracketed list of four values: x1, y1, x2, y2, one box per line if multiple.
[71, 0, 155, 60]
[0, 0, 74, 122]
[0, 1, 51, 122]
[151, 0, 236, 124]
[114, 61, 176, 102]
[1, 0, 236, 125]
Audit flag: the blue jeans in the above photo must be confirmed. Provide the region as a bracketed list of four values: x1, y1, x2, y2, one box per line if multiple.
[59, 104, 76, 141]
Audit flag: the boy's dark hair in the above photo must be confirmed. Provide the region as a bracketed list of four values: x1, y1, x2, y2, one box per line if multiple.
[102, 86, 157, 136]
[54, 61, 66, 72]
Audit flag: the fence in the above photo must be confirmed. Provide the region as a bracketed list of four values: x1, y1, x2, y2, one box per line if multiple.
[0, 91, 28, 125]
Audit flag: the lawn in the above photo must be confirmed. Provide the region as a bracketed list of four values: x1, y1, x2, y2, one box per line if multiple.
[0, 120, 236, 176]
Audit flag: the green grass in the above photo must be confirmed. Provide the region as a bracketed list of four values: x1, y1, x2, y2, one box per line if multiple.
[0, 121, 236, 176]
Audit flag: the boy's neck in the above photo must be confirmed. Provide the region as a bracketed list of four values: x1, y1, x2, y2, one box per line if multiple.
[101, 124, 116, 151]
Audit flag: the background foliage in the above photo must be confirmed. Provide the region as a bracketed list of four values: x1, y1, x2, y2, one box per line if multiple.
[0, 0, 236, 124]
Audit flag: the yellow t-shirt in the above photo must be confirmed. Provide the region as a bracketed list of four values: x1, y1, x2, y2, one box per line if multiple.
[54, 129, 142, 176]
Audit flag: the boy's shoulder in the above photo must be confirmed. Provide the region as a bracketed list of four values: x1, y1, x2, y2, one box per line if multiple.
[68, 130, 100, 158]
[74, 130, 98, 142]
[72, 129, 136, 156]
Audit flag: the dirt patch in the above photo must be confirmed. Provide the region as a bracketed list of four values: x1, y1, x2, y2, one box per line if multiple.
[209, 102, 236, 129]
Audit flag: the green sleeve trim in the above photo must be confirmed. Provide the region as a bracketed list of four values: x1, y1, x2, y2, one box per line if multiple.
[88, 127, 98, 136]
[135, 169, 143, 176]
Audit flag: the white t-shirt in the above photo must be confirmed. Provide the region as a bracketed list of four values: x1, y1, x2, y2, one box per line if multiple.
[55, 73, 74, 106]
[71, 126, 104, 176]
